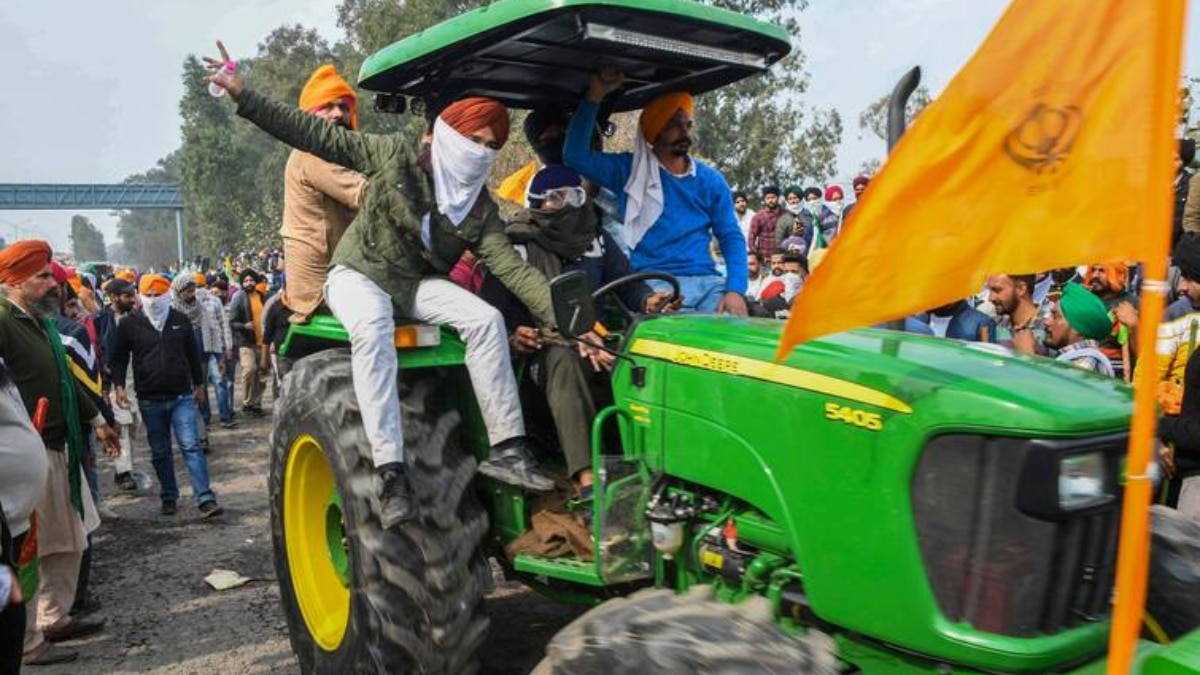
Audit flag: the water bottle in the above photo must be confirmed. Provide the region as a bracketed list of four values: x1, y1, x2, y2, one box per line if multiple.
[208, 60, 238, 98]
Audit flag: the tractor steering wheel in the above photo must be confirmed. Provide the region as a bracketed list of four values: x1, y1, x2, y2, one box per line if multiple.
[591, 271, 681, 326]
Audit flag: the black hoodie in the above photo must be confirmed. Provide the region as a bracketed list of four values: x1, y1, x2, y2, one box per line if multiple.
[109, 309, 203, 400]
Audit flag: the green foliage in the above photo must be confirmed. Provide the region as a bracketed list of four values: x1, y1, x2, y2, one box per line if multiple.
[113, 152, 184, 269]
[857, 84, 932, 143]
[69, 215, 106, 261]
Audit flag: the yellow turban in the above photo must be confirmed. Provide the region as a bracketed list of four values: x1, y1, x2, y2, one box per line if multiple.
[640, 92, 694, 143]
[299, 65, 358, 130]
[115, 268, 137, 283]
[138, 274, 171, 296]
[193, 272, 208, 288]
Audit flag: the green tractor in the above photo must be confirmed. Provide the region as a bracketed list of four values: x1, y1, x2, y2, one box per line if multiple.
[269, 1, 1200, 673]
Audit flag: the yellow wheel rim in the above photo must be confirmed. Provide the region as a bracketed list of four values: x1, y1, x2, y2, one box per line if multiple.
[284, 434, 350, 651]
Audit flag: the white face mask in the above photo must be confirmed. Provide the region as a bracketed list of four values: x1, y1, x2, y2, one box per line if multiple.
[827, 201, 843, 214]
[782, 272, 804, 301]
[431, 117, 499, 226]
[785, 202, 802, 215]
[140, 294, 172, 332]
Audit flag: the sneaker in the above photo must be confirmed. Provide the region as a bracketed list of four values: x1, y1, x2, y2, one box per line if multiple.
[477, 443, 555, 492]
[378, 464, 415, 528]
[199, 501, 224, 519]
[161, 501, 177, 516]
[114, 472, 137, 491]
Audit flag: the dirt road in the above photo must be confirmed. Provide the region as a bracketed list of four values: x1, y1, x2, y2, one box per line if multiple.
[36, 397, 582, 674]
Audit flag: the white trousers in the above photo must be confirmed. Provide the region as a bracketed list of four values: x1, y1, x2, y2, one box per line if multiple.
[324, 266, 525, 467]
[110, 380, 140, 475]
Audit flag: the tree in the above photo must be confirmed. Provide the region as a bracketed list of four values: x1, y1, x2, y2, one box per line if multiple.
[114, 152, 186, 269]
[69, 215, 107, 261]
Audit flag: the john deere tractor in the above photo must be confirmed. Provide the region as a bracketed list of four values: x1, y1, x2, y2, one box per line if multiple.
[270, 1, 1200, 673]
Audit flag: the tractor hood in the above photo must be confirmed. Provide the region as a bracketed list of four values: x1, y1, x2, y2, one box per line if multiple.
[627, 316, 1133, 435]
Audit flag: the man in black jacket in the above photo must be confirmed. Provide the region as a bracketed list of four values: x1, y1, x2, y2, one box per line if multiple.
[228, 270, 267, 416]
[110, 275, 222, 518]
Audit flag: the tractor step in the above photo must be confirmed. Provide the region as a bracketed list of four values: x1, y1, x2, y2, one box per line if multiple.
[513, 555, 606, 587]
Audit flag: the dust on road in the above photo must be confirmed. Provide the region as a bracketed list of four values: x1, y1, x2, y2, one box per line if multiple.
[36, 397, 582, 674]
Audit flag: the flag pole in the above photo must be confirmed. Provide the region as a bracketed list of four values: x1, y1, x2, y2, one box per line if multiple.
[1105, 4, 1186, 671]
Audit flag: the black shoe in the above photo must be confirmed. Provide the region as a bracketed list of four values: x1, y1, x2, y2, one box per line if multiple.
[378, 464, 415, 528]
[71, 595, 102, 617]
[161, 501, 177, 516]
[200, 437, 211, 454]
[477, 441, 556, 492]
[114, 472, 137, 491]
[199, 501, 224, 519]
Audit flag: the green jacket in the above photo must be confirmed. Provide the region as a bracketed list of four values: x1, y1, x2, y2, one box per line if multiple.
[0, 298, 98, 450]
[236, 90, 554, 324]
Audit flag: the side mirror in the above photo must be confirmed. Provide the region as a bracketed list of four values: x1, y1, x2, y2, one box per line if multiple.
[550, 271, 596, 338]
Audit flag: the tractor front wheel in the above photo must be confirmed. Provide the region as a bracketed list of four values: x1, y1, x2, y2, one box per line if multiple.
[533, 586, 839, 675]
[270, 350, 490, 674]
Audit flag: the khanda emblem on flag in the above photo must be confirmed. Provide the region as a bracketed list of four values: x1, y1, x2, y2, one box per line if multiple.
[1003, 100, 1083, 175]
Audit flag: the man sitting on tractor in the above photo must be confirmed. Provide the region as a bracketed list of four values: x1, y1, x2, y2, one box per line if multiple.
[564, 67, 749, 315]
[480, 165, 668, 498]
[206, 42, 560, 528]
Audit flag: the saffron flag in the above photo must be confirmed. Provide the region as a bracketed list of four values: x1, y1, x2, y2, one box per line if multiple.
[496, 160, 539, 206]
[777, 0, 1185, 356]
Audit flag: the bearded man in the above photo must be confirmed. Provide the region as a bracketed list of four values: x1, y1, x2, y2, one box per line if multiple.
[208, 40, 560, 527]
[281, 65, 369, 324]
[0, 240, 119, 665]
[564, 67, 748, 315]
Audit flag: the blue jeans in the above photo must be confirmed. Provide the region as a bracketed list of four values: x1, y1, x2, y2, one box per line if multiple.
[193, 329, 212, 425]
[206, 353, 233, 423]
[218, 355, 237, 423]
[139, 395, 216, 505]
[649, 274, 726, 313]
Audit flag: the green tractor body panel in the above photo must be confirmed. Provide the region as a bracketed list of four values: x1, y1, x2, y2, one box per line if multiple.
[280, 315, 466, 369]
[357, 0, 791, 112]
[610, 316, 1134, 671]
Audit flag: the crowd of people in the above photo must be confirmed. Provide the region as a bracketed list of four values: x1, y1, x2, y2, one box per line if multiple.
[2, 45, 1200, 671]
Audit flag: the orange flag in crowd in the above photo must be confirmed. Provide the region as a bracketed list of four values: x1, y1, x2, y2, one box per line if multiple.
[496, 160, 539, 206]
[776, 0, 1185, 356]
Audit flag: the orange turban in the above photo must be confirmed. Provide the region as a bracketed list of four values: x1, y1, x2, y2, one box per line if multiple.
[0, 240, 53, 285]
[115, 268, 137, 283]
[193, 272, 208, 288]
[138, 274, 171, 296]
[440, 97, 510, 147]
[299, 65, 358, 130]
[640, 92, 694, 143]
[1085, 262, 1128, 293]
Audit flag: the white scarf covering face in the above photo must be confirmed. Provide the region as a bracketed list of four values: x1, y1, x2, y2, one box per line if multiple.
[141, 293, 172, 332]
[431, 117, 498, 227]
[622, 135, 665, 251]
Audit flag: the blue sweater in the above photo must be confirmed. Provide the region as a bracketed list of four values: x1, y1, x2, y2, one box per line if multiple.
[564, 100, 748, 294]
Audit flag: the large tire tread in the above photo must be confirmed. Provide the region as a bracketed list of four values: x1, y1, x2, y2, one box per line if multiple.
[271, 349, 489, 674]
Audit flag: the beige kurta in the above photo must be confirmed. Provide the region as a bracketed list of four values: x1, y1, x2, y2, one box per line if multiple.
[1183, 171, 1200, 234]
[281, 149, 367, 322]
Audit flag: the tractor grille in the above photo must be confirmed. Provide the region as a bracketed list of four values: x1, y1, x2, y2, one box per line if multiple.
[911, 435, 1121, 638]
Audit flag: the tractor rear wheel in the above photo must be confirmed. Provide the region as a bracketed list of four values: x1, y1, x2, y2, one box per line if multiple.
[532, 585, 839, 675]
[270, 349, 490, 674]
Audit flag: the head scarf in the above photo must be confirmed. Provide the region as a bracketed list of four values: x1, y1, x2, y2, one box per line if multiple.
[1060, 283, 1113, 341]
[104, 278, 135, 296]
[440, 97, 510, 147]
[0, 240, 53, 285]
[784, 185, 804, 199]
[194, 272, 208, 288]
[298, 65, 357, 130]
[1085, 262, 1128, 294]
[114, 268, 137, 283]
[50, 261, 71, 286]
[431, 116, 500, 227]
[803, 187, 823, 200]
[524, 106, 568, 165]
[138, 274, 171, 296]
[526, 166, 582, 209]
[639, 92, 694, 143]
[761, 185, 781, 198]
[852, 175, 870, 189]
[138, 274, 172, 332]
[171, 274, 203, 326]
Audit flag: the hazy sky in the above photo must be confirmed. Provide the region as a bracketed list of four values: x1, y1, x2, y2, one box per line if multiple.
[3, 0, 1199, 254]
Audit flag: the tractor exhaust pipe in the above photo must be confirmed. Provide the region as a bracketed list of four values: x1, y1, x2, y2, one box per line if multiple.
[885, 66, 922, 333]
[887, 66, 922, 151]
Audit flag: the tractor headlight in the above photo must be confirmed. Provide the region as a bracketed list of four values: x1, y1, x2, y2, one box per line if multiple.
[1058, 451, 1110, 510]
[1016, 437, 1123, 521]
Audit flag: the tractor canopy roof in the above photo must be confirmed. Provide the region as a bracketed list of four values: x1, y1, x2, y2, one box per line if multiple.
[357, 0, 792, 112]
